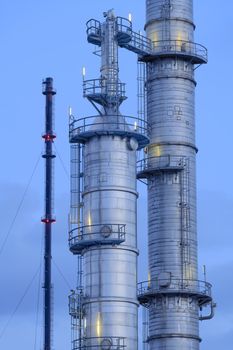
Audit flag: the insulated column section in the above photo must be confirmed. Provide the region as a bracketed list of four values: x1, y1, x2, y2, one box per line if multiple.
[68, 10, 149, 350]
[136, 1, 213, 349]
[82, 135, 139, 350]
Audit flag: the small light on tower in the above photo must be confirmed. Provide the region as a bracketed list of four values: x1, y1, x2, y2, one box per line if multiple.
[69, 106, 73, 117]
[82, 66, 86, 79]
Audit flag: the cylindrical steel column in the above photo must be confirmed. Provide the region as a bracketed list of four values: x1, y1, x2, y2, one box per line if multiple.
[82, 135, 139, 349]
[144, 1, 207, 349]
[69, 10, 149, 350]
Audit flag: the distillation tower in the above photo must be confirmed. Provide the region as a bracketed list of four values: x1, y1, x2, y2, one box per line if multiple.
[137, 1, 215, 349]
[68, 10, 149, 350]
[68, 2, 214, 349]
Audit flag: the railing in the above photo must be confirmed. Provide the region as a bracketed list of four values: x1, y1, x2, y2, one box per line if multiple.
[69, 115, 149, 140]
[83, 79, 126, 99]
[69, 289, 83, 317]
[115, 16, 152, 56]
[73, 336, 126, 350]
[152, 40, 208, 62]
[86, 19, 102, 45]
[69, 223, 126, 248]
[137, 155, 186, 174]
[129, 31, 152, 54]
[116, 16, 132, 42]
[138, 278, 212, 299]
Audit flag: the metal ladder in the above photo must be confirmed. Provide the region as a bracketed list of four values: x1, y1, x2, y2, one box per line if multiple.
[162, 0, 171, 41]
[142, 307, 149, 350]
[137, 61, 148, 186]
[180, 158, 191, 280]
[137, 61, 147, 129]
[70, 143, 84, 237]
[69, 142, 85, 350]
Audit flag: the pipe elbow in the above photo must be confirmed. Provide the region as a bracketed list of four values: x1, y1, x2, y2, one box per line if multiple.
[199, 302, 216, 321]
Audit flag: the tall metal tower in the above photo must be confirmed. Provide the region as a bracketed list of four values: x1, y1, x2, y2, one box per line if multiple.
[68, 10, 150, 350]
[42, 77, 56, 350]
[68, 2, 214, 349]
[137, 1, 215, 349]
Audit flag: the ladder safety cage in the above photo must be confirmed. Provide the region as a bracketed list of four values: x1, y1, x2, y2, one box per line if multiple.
[69, 287, 85, 350]
[137, 61, 147, 124]
[180, 157, 191, 277]
[69, 142, 84, 236]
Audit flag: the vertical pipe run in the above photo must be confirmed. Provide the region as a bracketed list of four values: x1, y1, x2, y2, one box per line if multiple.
[42, 77, 56, 350]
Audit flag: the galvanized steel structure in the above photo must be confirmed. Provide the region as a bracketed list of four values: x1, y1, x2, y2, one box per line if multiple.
[68, 2, 214, 349]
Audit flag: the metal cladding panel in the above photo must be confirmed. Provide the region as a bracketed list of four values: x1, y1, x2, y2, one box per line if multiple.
[148, 295, 200, 349]
[83, 302, 138, 349]
[82, 136, 138, 349]
[147, 144, 197, 281]
[147, 60, 195, 145]
[146, 0, 193, 24]
[84, 136, 137, 192]
[146, 1, 194, 46]
[83, 193, 136, 247]
[83, 248, 137, 299]
[83, 136, 137, 247]
[149, 338, 199, 350]
[147, 20, 194, 42]
[149, 296, 199, 333]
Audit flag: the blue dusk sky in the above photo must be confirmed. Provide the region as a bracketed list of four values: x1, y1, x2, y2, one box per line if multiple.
[0, 1, 232, 349]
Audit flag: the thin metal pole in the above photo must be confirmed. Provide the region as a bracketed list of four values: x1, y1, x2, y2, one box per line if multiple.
[42, 77, 56, 350]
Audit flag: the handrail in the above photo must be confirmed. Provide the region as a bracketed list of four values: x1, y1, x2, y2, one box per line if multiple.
[69, 223, 126, 242]
[69, 114, 149, 137]
[83, 78, 126, 97]
[137, 155, 186, 173]
[86, 19, 101, 35]
[116, 16, 132, 34]
[130, 31, 152, 52]
[138, 278, 212, 298]
[152, 39, 208, 61]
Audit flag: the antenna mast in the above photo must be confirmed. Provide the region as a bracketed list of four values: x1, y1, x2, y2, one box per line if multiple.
[41, 77, 56, 350]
